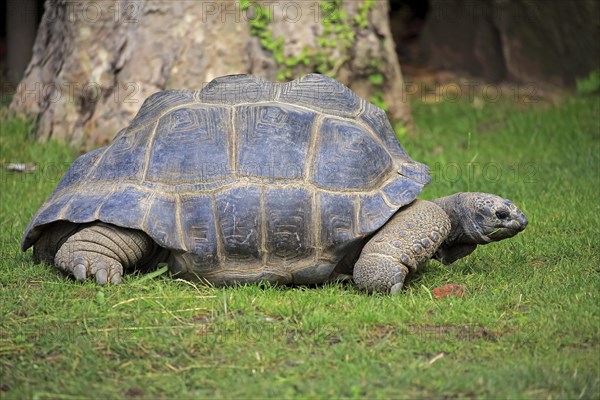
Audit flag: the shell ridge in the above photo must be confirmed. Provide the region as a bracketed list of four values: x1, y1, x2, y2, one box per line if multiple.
[305, 114, 324, 182]
[174, 194, 187, 252]
[313, 190, 321, 258]
[140, 118, 161, 183]
[260, 185, 268, 265]
[140, 191, 156, 232]
[230, 105, 238, 174]
[211, 193, 223, 264]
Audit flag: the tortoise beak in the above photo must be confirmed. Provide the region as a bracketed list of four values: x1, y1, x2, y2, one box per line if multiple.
[489, 205, 527, 241]
[507, 201, 528, 232]
[516, 211, 528, 231]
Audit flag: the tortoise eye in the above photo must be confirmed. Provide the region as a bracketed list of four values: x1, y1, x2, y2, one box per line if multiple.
[495, 209, 510, 220]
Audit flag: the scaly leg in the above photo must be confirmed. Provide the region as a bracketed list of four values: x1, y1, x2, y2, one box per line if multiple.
[35, 222, 162, 285]
[353, 200, 451, 294]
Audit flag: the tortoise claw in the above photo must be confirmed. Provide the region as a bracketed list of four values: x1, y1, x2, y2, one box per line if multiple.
[89, 260, 122, 285]
[109, 272, 122, 285]
[95, 267, 108, 286]
[73, 264, 87, 281]
[55, 252, 123, 285]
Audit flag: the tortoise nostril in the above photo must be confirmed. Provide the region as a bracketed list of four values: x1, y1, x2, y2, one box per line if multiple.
[495, 210, 510, 220]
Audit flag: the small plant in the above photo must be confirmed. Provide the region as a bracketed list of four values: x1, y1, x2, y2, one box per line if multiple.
[240, 0, 380, 81]
[368, 73, 384, 86]
[576, 69, 600, 95]
[240, 0, 388, 113]
[240, 0, 277, 48]
[354, 0, 375, 29]
[366, 62, 389, 111]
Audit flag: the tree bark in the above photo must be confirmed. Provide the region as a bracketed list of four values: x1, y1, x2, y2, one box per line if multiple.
[10, 0, 410, 149]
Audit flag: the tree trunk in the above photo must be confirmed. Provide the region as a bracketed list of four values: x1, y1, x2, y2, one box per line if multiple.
[10, 0, 410, 149]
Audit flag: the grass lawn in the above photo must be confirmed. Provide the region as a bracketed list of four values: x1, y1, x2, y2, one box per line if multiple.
[0, 92, 598, 399]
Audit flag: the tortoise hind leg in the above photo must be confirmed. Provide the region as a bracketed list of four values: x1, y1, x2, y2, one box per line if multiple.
[45, 222, 163, 285]
[33, 221, 80, 265]
[353, 200, 451, 294]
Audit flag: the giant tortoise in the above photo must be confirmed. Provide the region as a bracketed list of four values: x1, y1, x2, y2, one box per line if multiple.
[22, 74, 528, 294]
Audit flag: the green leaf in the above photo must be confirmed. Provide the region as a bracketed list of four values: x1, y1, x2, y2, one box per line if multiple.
[134, 264, 169, 284]
[239, 0, 250, 11]
[369, 73, 384, 86]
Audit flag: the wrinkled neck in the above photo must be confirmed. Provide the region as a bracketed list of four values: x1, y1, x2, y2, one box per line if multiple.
[431, 194, 471, 246]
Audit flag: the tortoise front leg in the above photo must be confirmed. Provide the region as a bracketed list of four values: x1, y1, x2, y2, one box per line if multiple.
[353, 200, 451, 294]
[36, 222, 162, 285]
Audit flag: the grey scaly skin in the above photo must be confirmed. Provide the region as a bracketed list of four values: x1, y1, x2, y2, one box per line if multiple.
[35, 222, 165, 285]
[432, 192, 529, 265]
[353, 192, 528, 294]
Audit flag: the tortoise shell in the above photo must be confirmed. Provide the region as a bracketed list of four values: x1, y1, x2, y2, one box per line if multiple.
[22, 74, 430, 284]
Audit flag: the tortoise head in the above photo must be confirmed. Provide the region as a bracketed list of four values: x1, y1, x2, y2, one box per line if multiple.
[435, 192, 528, 244]
[432, 193, 528, 264]
[462, 193, 528, 243]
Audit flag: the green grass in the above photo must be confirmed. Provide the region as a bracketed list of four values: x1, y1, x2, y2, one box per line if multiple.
[1, 94, 599, 399]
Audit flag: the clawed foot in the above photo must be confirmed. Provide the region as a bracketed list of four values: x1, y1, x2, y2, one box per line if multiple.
[353, 253, 410, 294]
[56, 253, 123, 285]
[38, 222, 161, 286]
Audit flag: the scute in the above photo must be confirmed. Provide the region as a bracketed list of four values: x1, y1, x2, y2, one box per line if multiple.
[360, 101, 430, 185]
[98, 186, 151, 231]
[236, 104, 315, 180]
[398, 162, 430, 186]
[146, 106, 232, 184]
[381, 177, 423, 208]
[27, 193, 74, 235]
[216, 187, 262, 263]
[359, 102, 407, 158]
[358, 193, 397, 234]
[22, 146, 106, 248]
[264, 187, 313, 264]
[199, 74, 277, 105]
[144, 194, 182, 250]
[89, 124, 150, 182]
[279, 74, 362, 118]
[319, 193, 357, 256]
[54, 146, 106, 191]
[66, 193, 107, 222]
[313, 118, 392, 190]
[128, 90, 197, 131]
[179, 193, 218, 268]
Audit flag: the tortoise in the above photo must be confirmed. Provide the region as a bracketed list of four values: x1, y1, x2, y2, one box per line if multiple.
[21, 74, 528, 294]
